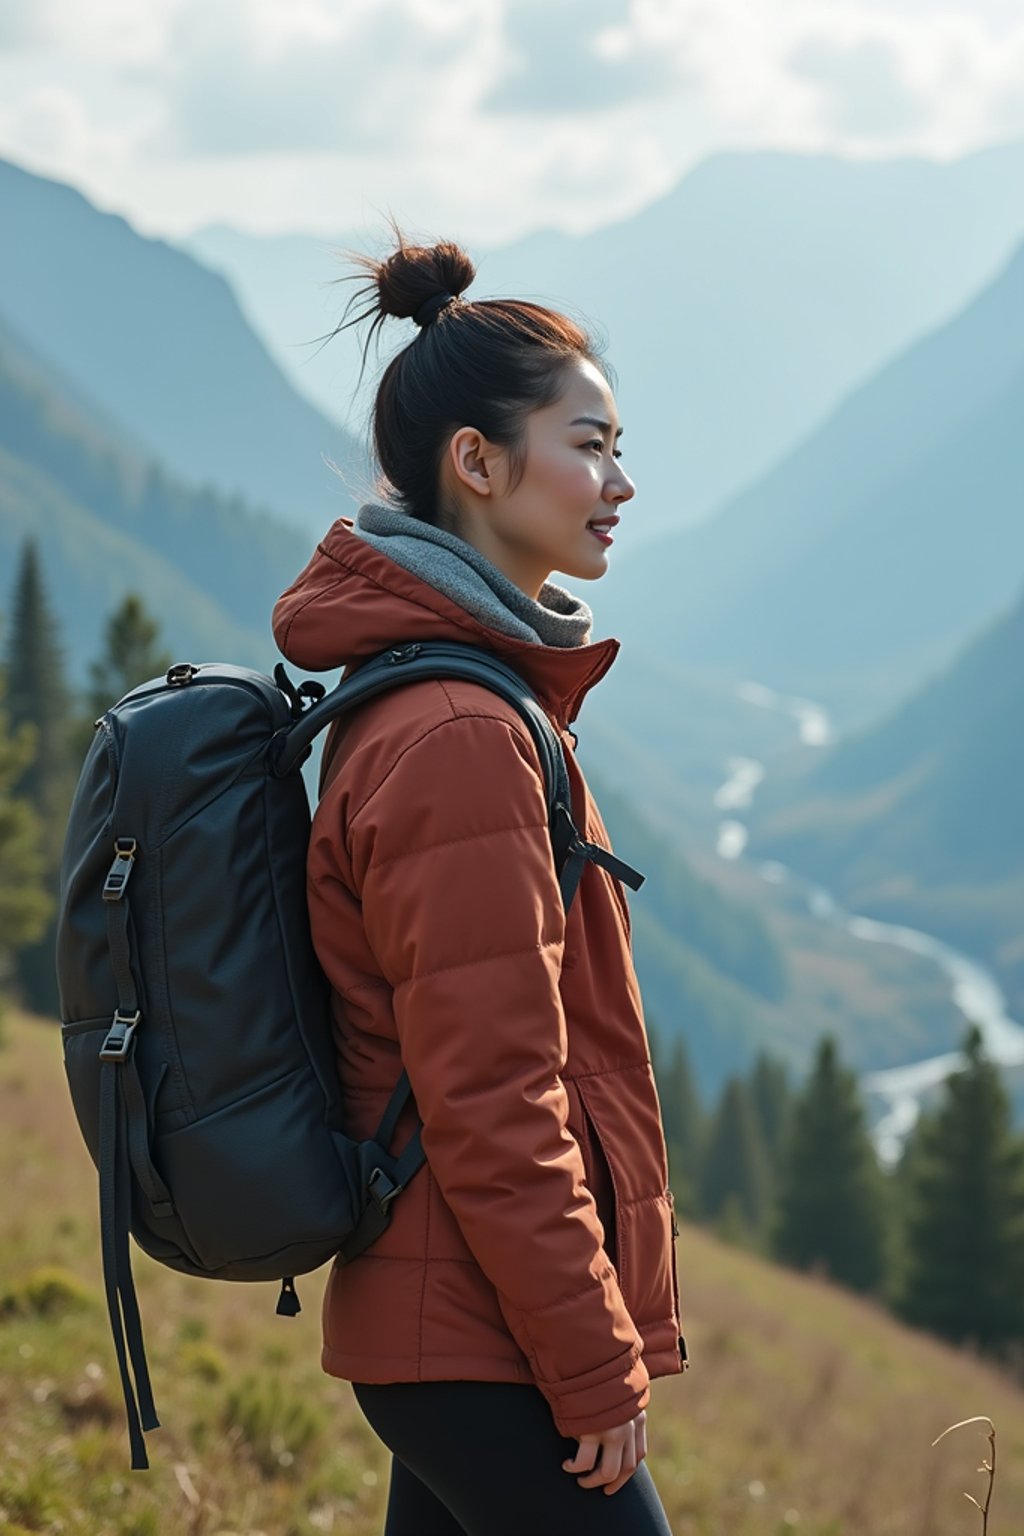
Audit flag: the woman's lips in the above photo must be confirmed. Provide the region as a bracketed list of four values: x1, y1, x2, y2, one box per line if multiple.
[587, 514, 619, 547]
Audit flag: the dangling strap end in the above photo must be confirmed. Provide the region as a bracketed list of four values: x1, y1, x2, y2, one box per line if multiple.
[276, 1277, 302, 1317]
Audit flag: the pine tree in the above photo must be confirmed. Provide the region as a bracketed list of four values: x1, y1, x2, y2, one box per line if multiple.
[748, 1049, 793, 1225]
[896, 1024, 1024, 1349]
[649, 1018, 704, 1217]
[86, 593, 172, 719]
[3, 541, 75, 1014]
[0, 675, 51, 987]
[4, 539, 71, 847]
[699, 1076, 769, 1239]
[69, 593, 172, 763]
[749, 1049, 792, 1166]
[771, 1035, 887, 1293]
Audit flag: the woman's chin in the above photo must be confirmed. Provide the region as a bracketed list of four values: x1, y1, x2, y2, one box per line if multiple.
[559, 549, 610, 582]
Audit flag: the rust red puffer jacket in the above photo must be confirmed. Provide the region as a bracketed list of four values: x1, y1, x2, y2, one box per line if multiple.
[272, 517, 686, 1438]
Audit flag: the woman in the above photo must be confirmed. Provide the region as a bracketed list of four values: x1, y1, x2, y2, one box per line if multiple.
[272, 229, 686, 1536]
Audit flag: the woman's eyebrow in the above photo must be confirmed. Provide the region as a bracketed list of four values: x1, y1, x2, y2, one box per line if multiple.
[569, 415, 624, 438]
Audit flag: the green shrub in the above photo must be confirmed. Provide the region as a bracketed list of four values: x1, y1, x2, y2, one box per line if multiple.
[118, 1511, 160, 1536]
[0, 1461, 61, 1526]
[222, 1373, 325, 1478]
[177, 1312, 208, 1343]
[0, 1264, 97, 1319]
[181, 1339, 227, 1383]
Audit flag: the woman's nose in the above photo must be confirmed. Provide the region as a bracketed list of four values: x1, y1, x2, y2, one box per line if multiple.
[608, 466, 636, 503]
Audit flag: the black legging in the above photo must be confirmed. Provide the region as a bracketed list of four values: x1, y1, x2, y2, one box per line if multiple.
[352, 1380, 675, 1536]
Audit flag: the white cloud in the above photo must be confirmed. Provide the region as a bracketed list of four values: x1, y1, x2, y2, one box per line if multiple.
[0, 0, 1021, 243]
[0, 0, 61, 47]
[142, 0, 501, 156]
[0, 84, 129, 163]
[481, 0, 687, 114]
[790, 33, 928, 137]
[2, 0, 171, 62]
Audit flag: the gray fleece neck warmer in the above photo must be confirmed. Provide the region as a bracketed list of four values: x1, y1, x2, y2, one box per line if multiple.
[352, 502, 594, 649]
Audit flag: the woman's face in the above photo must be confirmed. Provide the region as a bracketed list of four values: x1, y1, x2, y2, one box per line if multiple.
[441, 358, 636, 600]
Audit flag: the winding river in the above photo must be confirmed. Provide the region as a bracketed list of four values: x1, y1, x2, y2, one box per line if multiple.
[712, 680, 1024, 1165]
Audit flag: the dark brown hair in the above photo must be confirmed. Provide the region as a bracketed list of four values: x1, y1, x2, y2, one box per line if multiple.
[327, 219, 611, 528]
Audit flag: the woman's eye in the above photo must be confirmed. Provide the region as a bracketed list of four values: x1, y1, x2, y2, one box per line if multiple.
[584, 440, 623, 459]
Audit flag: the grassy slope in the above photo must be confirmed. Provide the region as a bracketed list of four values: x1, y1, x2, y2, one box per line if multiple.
[2, 1007, 1023, 1535]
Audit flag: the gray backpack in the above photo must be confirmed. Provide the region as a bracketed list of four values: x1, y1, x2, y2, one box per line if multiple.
[55, 639, 643, 1468]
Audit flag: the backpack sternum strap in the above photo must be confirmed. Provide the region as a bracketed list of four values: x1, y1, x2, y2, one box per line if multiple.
[336, 1124, 426, 1265]
[552, 803, 645, 911]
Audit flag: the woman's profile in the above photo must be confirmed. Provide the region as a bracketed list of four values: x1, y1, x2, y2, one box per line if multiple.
[272, 224, 686, 1535]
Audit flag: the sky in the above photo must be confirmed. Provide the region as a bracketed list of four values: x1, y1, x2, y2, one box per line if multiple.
[1, 0, 1022, 247]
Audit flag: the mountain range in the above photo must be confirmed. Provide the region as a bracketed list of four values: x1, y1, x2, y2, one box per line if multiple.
[0, 213, 796, 1094]
[599, 233, 1024, 731]
[186, 140, 1024, 548]
[3, 146, 1018, 1098]
[743, 576, 1024, 1019]
[0, 157, 368, 539]
[0, 303, 312, 671]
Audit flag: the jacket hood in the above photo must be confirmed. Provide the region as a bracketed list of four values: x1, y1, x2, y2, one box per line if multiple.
[272, 516, 620, 732]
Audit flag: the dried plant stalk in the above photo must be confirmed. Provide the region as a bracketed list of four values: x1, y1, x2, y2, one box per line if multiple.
[932, 1416, 996, 1534]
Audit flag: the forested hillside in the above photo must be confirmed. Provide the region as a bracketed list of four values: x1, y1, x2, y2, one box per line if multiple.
[0, 307, 314, 674]
[745, 578, 1024, 1019]
[3, 1007, 1024, 1534]
[0, 157, 367, 537]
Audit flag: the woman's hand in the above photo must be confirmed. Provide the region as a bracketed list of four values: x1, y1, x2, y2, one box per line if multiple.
[562, 1408, 648, 1496]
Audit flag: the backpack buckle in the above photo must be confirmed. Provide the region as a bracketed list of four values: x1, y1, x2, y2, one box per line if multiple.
[367, 1166, 401, 1213]
[102, 838, 137, 902]
[166, 663, 199, 686]
[386, 644, 422, 665]
[100, 1010, 141, 1061]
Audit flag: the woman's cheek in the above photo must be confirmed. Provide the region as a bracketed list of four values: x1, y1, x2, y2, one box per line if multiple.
[554, 453, 599, 499]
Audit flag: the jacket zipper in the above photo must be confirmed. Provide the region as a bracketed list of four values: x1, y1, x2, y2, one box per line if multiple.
[576, 1084, 623, 1287]
[667, 1189, 689, 1371]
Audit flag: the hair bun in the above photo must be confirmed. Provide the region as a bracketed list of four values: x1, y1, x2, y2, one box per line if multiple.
[375, 235, 476, 325]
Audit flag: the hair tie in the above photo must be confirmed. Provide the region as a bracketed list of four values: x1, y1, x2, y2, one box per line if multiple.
[414, 291, 457, 328]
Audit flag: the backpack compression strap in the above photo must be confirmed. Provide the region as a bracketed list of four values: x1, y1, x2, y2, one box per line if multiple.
[98, 836, 173, 1470]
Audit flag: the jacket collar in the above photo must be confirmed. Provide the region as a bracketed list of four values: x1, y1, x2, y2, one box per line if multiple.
[272, 517, 620, 733]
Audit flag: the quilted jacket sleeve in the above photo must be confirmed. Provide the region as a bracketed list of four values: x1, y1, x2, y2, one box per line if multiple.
[347, 709, 650, 1438]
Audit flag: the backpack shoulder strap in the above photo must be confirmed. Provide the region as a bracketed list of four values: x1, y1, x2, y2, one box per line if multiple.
[273, 640, 564, 808]
[274, 638, 645, 907]
[276, 639, 645, 1265]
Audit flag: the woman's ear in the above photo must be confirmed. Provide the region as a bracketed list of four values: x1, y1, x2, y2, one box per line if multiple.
[446, 426, 496, 500]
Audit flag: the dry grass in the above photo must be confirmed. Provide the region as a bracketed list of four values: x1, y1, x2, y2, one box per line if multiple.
[2, 1006, 1023, 1534]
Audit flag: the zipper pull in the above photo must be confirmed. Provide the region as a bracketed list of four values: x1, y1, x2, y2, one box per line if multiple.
[572, 836, 645, 892]
[276, 1277, 302, 1317]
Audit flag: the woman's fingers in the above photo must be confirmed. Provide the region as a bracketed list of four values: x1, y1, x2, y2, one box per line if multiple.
[578, 1436, 623, 1489]
[562, 1435, 600, 1476]
[602, 1422, 639, 1496]
[562, 1411, 648, 1496]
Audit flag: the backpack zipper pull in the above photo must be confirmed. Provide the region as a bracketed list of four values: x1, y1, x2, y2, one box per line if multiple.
[276, 1277, 302, 1317]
